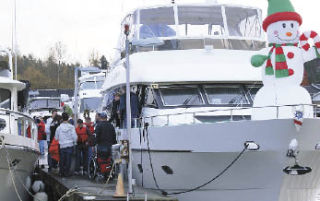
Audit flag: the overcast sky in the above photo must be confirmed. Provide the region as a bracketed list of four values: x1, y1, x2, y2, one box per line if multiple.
[0, 0, 318, 65]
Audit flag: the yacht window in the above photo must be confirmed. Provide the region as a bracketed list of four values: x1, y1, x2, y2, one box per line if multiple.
[0, 88, 11, 109]
[96, 81, 104, 89]
[160, 86, 204, 106]
[29, 99, 47, 110]
[177, 6, 224, 37]
[48, 99, 60, 108]
[80, 82, 95, 90]
[204, 85, 249, 105]
[245, 85, 261, 100]
[103, 91, 116, 110]
[136, 7, 176, 39]
[29, 99, 60, 110]
[145, 88, 157, 107]
[225, 7, 262, 38]
[80, 97, 102, 112]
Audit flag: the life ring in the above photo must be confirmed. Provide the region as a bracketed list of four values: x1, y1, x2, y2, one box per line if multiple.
[300, 31, 320, 52]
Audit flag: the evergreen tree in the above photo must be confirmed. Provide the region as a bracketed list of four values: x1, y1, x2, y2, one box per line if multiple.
[100, 55, 109, 69]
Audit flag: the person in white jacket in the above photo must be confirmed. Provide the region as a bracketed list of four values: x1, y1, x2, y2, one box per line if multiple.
[55, 112, 77, 177]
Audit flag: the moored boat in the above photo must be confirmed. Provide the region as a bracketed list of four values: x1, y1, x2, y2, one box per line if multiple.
[100, 2, 320, 201]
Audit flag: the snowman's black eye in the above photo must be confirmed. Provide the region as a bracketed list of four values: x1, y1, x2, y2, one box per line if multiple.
[291, 23, 294, 28]
[282, 23, 286, 28]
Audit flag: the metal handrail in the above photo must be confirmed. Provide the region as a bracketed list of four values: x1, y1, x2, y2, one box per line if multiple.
[0, 108, 35, 121]
[137, 104, 318, 127]
[0, 108, 37, 139]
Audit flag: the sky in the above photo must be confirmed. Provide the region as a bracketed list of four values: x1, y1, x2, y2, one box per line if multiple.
[0, 0, 319, 65]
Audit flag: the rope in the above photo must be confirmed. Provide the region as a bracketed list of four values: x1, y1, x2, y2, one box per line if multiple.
[58, 186, 91, 201]
[139, 126, 144, 187]
[144, 124, 162, 192]
[144, 124, 249, 196]
[0, 137, 23, 201]
[6, 153, 23, 201]
[1, 139, 44, 201]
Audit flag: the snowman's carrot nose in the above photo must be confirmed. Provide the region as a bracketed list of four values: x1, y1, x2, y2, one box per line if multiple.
[286, 32, 293, 37]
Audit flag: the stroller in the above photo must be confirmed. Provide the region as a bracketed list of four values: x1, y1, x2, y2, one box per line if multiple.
[88, 145, 116, 181]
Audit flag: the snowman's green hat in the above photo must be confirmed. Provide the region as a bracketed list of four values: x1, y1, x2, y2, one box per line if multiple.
[263, 0, 302, 31]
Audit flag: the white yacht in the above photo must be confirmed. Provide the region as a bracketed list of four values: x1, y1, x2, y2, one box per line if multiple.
[0, 48, 39, 201]
[75, 70, 106, 121]
[28, 96, 62, 119]
[101, 3, 320, 201]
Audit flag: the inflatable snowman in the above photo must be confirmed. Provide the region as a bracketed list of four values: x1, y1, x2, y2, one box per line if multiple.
[251, 0, 319, 120]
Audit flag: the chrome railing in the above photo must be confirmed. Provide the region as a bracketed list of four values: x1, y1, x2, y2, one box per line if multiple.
[135, 104, 318, 127]
[0, 108, 37, 140]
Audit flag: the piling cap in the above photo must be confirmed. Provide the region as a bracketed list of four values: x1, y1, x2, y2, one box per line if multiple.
[263, 0, 302, 31]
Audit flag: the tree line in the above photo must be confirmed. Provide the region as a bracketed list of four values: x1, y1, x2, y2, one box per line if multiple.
[1, 42, 109, 89]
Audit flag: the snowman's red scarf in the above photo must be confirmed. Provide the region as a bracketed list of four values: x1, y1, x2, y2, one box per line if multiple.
[266, 43, 298, 78]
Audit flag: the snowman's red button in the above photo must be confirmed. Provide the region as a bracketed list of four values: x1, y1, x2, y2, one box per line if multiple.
[287, 52, 294, 59]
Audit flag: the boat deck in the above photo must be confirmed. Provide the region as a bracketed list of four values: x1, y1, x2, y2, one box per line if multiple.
[38, 168, 178, 201]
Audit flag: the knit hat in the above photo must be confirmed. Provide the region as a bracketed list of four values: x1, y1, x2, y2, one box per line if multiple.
[263, 0, 302, 31]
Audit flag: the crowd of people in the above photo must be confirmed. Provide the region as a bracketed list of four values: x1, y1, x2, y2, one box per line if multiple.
[35, 109, 116, 180]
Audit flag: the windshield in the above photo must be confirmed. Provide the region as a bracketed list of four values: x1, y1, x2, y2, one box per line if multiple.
[160, 86, 204, 106]
[245, 85, 260, 100]
[29, 99, 60, 110]
[131, 6, 264, 53]
[134, 6, 261, 39]
[136, 7, 176, 39]
[204, 85, 249, 105]
[225, 7, 262, 38]
[80, 81, 104, 90]
[177, 6, 224, 37]
[0, 88, 11, 109]
[80, 97, 102, 112]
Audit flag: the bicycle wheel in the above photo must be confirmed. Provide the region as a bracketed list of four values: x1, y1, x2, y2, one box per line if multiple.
[88, 157, 97, 180]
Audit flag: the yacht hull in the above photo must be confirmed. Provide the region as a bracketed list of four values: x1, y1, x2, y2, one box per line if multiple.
[0, 145, 39, 201]
[130, 118, 320, 201]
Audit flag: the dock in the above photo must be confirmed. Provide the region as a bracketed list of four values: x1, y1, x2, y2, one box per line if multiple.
[38, 168, 178, 201]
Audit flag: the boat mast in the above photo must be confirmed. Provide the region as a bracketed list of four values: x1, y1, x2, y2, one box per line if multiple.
[12, 0, 18, 80]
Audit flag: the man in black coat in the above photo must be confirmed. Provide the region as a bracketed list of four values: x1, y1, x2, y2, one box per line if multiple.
[95, 112, 117, 158]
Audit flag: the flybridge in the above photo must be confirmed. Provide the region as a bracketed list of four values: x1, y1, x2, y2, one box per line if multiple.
[116, 4, 265, 56]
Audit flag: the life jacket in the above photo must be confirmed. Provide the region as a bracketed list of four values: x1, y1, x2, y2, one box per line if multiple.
[49, 138, 59, 162]
[37, 121, 46, 141]
[85, 122, 94, 134]
[27, 126, 31, 138]
[76, 126, 88, 143]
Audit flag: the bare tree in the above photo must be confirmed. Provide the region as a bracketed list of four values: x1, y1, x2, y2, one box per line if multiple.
[51, 41, 66, 88]
[89, 49, 100, 67]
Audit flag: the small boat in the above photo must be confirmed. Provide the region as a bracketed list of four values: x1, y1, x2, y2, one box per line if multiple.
[0, 47, 39, 201]
[28, 96, 62, 119]
[74, 68, 106, 121]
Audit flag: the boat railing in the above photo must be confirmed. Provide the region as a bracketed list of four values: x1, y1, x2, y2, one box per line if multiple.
[133, 104, 318, 128]
[0, 108, 37, 140]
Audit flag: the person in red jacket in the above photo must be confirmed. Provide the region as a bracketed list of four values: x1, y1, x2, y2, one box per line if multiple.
[85, 117, 95, 163]
[36, 117, 46, 155]
[49, 137, 60, 163]
[75, 119, 90, 175]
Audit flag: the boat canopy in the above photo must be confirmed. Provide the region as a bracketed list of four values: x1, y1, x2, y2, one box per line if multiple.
[132, 4, 262, 40]
[115, 4, 264, 58]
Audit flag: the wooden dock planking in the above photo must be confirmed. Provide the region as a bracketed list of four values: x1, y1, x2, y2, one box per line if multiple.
[38, 169, 178, 201]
